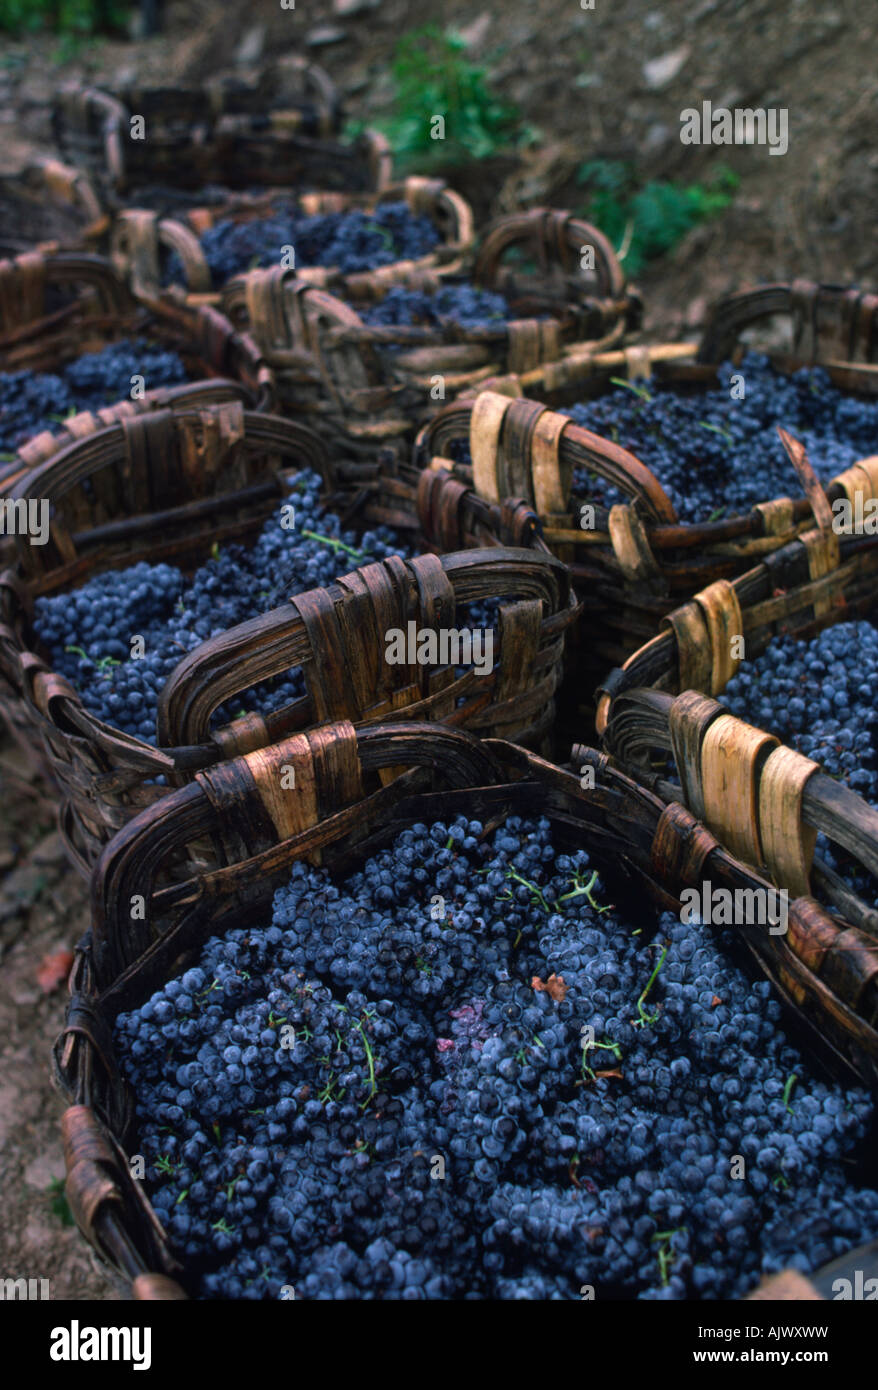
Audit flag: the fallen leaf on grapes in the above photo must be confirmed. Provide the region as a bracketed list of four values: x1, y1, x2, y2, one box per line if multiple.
[531, 973, 568, 1001]
[36, 948, 74, 993]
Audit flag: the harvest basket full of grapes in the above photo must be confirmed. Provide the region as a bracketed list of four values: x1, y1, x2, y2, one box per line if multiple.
[124, 177, 476, 306]
[411, 278, 878, 702]
[0, 252, 276, 490]
[0, 404, 578, 874]
[696, 279, 878, 389]
[217, 209, 639, 468]
[53, 720, 878, 1301]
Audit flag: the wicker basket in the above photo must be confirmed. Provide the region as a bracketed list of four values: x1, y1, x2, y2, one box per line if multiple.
[408, 282, 878, 691]
[698, 279, 878, 389]
[215, 209, 640, 470]
[52, 720, 878, 1299]
[109, 176, 474, 304]
[0, 252, 275, 489]
[0, 159, 107, 257]
[593, 514, 878, 934]
[51, 61, 391, 211]
[0, 405, 578, 872]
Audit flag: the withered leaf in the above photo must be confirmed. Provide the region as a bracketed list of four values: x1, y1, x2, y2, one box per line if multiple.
[36, 948, 74, 993]
[531, 972, 568, 1002]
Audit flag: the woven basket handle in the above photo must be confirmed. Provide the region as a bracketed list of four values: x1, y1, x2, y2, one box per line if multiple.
[474, 209, 627, 301]
[0, 250, 130, 340]
[110, 210, 211, 300]
[11, 377, 254, 478]
[264, 55, 341, 136]
[51, 86, 128, 197]
[35, 156, 105, 231]
[414, 395, 677, 524]
[603, 686, 878, 899]
[91, 719, 510, 988]
[594, 526, 848, 735]
[8, 407, 330, 580]
[156, 546, 572, 751]
[698, 279, 878, 366]
[153, 298, 277, 411]
[59, 1104, 183, 1285]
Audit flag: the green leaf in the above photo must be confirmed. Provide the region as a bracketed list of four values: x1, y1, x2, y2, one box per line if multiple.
[577, 161, 737, 276]
[47, 1176, 74, 1227]
[378, 24, 521, 163]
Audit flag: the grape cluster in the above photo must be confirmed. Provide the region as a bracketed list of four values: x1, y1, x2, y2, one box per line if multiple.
[115, 814, 878, 1300]
[721, 619, 878, 906]
[0, 339, 188, 455]
[166, 201, 441, 288]
[564, 354, 878, 524]
[33, 473, 410, 744]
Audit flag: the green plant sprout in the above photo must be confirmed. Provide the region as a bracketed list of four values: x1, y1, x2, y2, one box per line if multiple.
[783, 1073, 797, 1114]
[300, 529, 365, 561]
[355, 1015, 379, 1110]
[577, 160, 738, 276]
[609, 376, 653, 404]
[580, 1037, 623, 1083]
[317, 1072, 345, 1104]
[632, 946, 668, 1028]
[47, 1175, 74, 1227]
[698, 420, 734, 445]
[652, 1227, 687, 1286]
[378, 25, 521, 168]
[554, 868, 610, 914]
[364, 220, 395, 249]
[96, 655, 121, 679]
